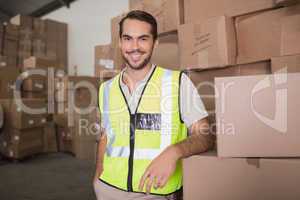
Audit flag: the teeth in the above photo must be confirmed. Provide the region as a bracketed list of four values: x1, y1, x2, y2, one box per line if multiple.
[130, 53, 142, 61]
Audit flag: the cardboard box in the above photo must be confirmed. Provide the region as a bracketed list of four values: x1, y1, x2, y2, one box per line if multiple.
[56, 125, 74, 153]
[32, 37, 47, 58]
[18, 40, 32, 68]
[57, 21, 68, 70]
[21, 91, 47, 99]
[0, 55, 7, 67]
[0, 24, 3, 53]
[183, 151, 300, 200]
[43, 122, 58, 153]
[152, 33, 181, 70]
[0, 103, 3, 129]
[272, 54, 300, 73]
[0, 35, 3, 55]
[0, 128, 44, 159]
[0, 99, 48, 130]
[45, 19, 68, 70]
[281, 15, 300, 56]
[73, 138, 97, 161]
[18, 27, 33, 68]
[4, 23, 19, 40]
[110, 13, 127, 70]
[95, 67, 119, 79]
[178, 16, 236, 69]
[10, 15, 33, 28]
[55, 76, 100, 106]
[72, 107, 98, 160]
[236, 5, 300, 64]
[129, 0, 140, 8]
[0, 67, 20, 98]
[215, 73, 300, 157]
[0, 66, 19, 79]
[73, 107, 99, 139]
[111, 13, 127, 47]
[129, 0, 184, 34]
[95, 45, 114, 69]
[0, 79, 18, 97]
[18, 26, 33, 40]
[3, 38, 18, 68]
[94, 44, 121, 78]
[22, 76, 46, 92]
[19, 67, 57, 100]
[54, 107, 68, 127]
[275, 0, 300, 6]
[184, 0, 277, 24]
[187, 61, 270, 136]
[23, 56, 57, 69]
[20, 67, 49, 92]
[45, 19, 57, 60]
[187, 61, 271, 114]
[54, 102, 74, 127]
[33, 18, 46, 39]
[54, 103, 98, 132]
[0, 23, 4, 34]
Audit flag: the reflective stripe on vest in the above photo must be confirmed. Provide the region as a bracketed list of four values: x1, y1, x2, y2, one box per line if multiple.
[102, 69, 173, 159]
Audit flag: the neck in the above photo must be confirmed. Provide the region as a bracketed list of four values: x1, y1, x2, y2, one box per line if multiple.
[124, 62, 152, 83]
[123, 62, 152, 93]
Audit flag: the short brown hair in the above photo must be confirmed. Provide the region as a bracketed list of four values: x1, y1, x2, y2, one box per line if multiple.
[119, 10, 158, 41]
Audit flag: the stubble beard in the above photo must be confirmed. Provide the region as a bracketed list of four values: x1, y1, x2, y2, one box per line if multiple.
[122, 48, 154, 71]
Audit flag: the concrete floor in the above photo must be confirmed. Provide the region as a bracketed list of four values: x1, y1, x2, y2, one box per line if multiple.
[0, 153, 96, 200]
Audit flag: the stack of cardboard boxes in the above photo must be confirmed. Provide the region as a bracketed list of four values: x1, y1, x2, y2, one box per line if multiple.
[178, 0, 300, 199]
[0, 14, 68, 160]
[53, 75, 102, 160]
[21, 56, 59, 99]
[8, 15, 68, 71]
[106, 0, 300, 199]
[0, 14, 102, 161]
[0, 99, 49, 159]
[2, 23, 19, 68]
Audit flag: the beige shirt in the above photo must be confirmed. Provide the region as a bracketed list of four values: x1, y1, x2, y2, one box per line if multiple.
[119, 64, 208, 129]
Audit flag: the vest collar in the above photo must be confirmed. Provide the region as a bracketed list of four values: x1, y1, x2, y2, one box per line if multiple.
[118, 65, 157, 115]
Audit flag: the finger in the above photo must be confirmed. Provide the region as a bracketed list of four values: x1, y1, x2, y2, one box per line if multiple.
[159, 176, 168, 188]
[139, 170, 150, 191]
[146, 175, 155, 194]
[153, 176, 162, 189]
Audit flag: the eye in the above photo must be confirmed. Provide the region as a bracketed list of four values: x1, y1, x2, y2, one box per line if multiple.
[123, 37, 131, 41]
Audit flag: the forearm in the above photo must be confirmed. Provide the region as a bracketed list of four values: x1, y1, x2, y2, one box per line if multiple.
[95, 133, 107, 169]
[170, 118, 214, 160]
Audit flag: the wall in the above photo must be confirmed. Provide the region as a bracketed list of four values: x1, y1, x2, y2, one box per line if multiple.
[43, 0, 128, 75]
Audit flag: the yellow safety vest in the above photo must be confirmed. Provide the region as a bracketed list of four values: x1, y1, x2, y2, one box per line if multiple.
[98, 66, 187, 195]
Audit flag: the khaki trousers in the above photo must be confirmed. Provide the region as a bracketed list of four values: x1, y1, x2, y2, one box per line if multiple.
[93, 180, 178, 200]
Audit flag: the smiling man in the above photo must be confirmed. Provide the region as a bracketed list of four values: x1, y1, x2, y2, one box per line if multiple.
[93, 10, 214, 200]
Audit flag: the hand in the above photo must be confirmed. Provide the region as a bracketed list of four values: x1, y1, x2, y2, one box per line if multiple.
[139, 146, 180, 194]
[93, 164, 103, 184]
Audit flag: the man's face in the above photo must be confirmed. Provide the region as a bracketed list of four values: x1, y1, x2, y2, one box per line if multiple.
[119, 19, 156, 70]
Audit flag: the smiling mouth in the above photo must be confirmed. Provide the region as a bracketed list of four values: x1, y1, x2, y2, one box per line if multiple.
[128, 52, 144, 62]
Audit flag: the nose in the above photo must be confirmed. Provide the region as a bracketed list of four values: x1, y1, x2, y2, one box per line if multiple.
[131, 39, 139, 50]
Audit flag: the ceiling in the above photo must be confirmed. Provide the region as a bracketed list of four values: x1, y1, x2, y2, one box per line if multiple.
[0, 0, 76, 23]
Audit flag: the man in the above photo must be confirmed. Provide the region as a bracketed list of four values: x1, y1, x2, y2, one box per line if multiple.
[94, 10, 214, 200]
